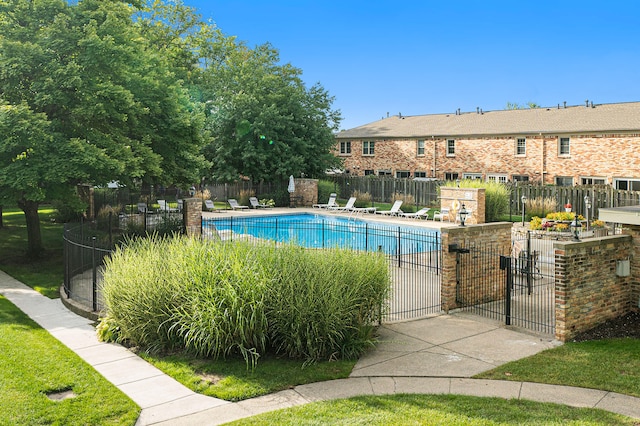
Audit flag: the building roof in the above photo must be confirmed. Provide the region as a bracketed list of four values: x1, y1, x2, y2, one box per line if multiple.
[335, 101, 640, 139]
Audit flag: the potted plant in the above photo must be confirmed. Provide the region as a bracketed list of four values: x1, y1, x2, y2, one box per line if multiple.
[564, 202, 572, 213]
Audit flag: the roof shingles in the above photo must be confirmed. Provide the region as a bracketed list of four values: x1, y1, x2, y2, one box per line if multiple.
[336, 102, 640, 139]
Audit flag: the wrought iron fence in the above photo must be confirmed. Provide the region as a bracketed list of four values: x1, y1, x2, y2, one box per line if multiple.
[203, 214, 443, 322]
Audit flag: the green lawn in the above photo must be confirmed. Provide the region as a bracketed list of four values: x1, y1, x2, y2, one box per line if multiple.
[226, 394, 634, 425]
[475, 338, 640, 397]
[0, 296, 139, 425]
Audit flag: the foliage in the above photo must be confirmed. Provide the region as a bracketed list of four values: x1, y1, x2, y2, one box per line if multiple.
[265, 245, 390, 361]
[590, 219, 606, 229]
[391, 192, 415, 210]
[0, 0, 207, 256]
[524, 197, 556, 218]
[317, 180, 338, 205]
[238, 189, 254, 207]
[0, 296, 139, 425]
[200, 40, 342, 182]
[546, 212, 585, 221]
[443, 179, 509, 222]
[351, 190, 372, 208]
[259, 198, 276, 207]
[99, 236, 389, 365]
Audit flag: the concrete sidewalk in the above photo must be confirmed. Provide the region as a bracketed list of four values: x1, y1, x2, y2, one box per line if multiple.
[1, 270, 638, 425]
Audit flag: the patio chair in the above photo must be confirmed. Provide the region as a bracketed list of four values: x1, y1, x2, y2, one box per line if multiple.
[433, 207, 450, 221]
[228, 198, 249, 210]
[204, 199, 217, 211]
[313, 193, 338, 209]
[158, 199, 179, 213]
[137, 202, 149, 214]
[400, 207, 431, 219]
[376, 200, 403, 216]
[249, 197, 271, 208]
[328, 197, 356, 212]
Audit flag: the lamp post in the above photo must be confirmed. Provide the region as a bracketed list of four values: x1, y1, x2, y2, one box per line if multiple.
[521, 195, 528, 226]
[459, 204, 468, 226]
[571, 215, 581, 241]
[189, 186, 196, 197]
[584, 195, 591, 231]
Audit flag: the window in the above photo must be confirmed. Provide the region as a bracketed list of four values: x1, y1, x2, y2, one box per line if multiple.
[487, 174, 508, 183]
[447, 139, 455, 156]
[417, 140, 425, 156]
[444, 172, 459, 181]
[516, 138, 526, 156]
[614, 178, 640, 191]
[363, 140, 375, 155]
[555, 176, 574, 186]
[559, 137, 570, 156]
[581, 177, 606, 185]
[364, 169, 375, 176]
[377, 170, 392, 176]
[414, 171, 427, 178]
[339, 141, 351, 155]
[462, 173, 482, 180]
[512, 175, 529, 183]
[396, 170, 410, 178]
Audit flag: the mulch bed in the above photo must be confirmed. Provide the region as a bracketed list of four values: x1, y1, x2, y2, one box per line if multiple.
[571, 311, 640, 342]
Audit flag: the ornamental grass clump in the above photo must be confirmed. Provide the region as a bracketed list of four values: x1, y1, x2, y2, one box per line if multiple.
[266, 244, 390, 361]
[99, 236, 389, 366]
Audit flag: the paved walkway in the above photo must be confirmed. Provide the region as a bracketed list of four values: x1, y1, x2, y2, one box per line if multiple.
[1, 270, 638, 425]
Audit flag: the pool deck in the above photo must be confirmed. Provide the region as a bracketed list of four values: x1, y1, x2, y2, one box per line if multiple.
[203, 207, 460, 230]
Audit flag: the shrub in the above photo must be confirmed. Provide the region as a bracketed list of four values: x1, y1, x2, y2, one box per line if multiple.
[99, 236, 389, 365]
[238, 189, 254, 206]
[317, 180, 338, 205]
[442, 180, 508, 222]
[352, 190, 372, 208]
[391, 192, 415, 209]
[526, 197, 556, 219]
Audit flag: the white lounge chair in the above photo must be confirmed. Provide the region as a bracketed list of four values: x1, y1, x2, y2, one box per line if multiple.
[433, 207, 450, 221]
[228, 199, 249, 210]
[204, 199, 217, 211]
[400, 207, 431, 219]
[376, 200, 403, 216]
[158, 199, 179, 213]
[329, 197, 356, 212]
[137, 202, 149, 214]
[177, 199, 184, 211]
[313, 193, 338, 209]
[249, 197, 271, 208]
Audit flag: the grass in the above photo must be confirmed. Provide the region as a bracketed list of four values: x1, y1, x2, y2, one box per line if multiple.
[0, 206, 63, 298]
[139, 351, 355, 401]
[226, 394, 635, 425]
[0, 295, 139, 425]
[475, 338, 640, 397]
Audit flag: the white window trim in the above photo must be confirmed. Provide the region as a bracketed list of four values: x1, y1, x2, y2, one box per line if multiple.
[339, 141, 351, 156]
[417, 140, 425, 156]
[462, 173, 482, 180]
[362, 140, 375, 156]
[516, 137, 526, 156]
[581, 176, 606, 185]
[487, 174, 508, 183]
[558, 137, 570, 156]
[614, 178, 640, 190]
[446, 139, 456, 156]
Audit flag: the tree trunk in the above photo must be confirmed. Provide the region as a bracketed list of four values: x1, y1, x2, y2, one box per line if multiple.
[18, 199, 44, 258]
[0, 205, 3, 228]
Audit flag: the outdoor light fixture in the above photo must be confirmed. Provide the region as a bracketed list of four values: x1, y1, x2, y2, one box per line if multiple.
[571, 215, 581, 241]
[521, 194, 528, 226]
[459, 203, 468, 226]
[189, 186, 196, 197]
[584, 195, 591, 231]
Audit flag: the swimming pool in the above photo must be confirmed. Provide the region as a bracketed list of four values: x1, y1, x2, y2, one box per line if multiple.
[203, 213, 440, 255]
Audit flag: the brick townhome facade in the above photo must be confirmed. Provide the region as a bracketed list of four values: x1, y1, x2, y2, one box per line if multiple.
[334, 101, 640, 189]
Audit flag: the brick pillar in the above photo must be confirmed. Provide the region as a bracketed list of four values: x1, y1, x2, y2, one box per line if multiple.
[183, 198, 201, 237]
[622, 225, 640, 313]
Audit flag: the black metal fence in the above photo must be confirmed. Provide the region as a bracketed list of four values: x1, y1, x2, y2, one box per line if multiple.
[203, 214, 443, 322]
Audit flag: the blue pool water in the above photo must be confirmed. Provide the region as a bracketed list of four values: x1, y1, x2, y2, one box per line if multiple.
[204, 213, 440, 255]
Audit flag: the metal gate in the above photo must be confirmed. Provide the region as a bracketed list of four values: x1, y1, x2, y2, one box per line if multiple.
[455, 233, 555, 335]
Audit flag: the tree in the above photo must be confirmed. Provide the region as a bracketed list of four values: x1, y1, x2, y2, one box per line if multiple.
[0, 0, 206, 257]
[506, 102, 540, 110]
[200, 41, 342, 182]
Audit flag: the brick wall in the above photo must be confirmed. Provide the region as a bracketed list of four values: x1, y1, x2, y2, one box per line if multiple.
[440, 223, 512, 312]
[290, 178, 318, 207]
[439, 187, 485, 224]
[183, 197, 201, 237]
[554, 235, 634, 341]
[337, 134, 640, 184]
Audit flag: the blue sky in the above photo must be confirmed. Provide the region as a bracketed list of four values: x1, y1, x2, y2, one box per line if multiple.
[183, 0, 640, 131]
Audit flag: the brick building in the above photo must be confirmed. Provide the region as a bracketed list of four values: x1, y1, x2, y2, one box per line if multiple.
[334, 101, 640, 189]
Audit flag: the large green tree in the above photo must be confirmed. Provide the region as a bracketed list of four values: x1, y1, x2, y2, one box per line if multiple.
[0, 0, 207, 257]
[200, 41, 342, 182]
